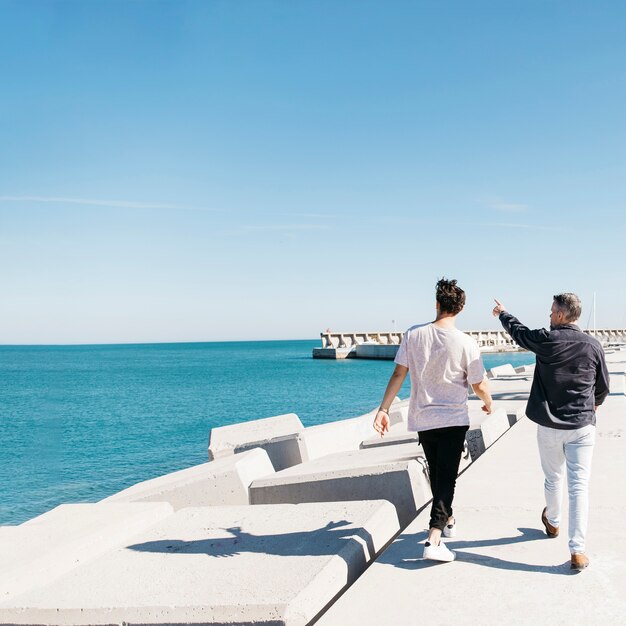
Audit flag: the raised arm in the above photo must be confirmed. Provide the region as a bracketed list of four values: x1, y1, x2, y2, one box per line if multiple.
[492, 298, 548, 353]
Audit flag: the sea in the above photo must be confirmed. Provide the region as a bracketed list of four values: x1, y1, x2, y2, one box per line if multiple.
[0, 340, 535, 525]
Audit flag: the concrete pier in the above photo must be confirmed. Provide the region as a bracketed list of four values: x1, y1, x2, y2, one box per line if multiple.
[1, 348, 624, 624]
[313, 328, 626, 359]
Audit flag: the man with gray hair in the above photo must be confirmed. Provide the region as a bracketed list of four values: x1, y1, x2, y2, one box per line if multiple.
[492, 293, 610, 571]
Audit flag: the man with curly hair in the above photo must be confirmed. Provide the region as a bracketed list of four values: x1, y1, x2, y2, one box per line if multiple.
[492, 293, 610, 571]
[374, 278, 492, 562]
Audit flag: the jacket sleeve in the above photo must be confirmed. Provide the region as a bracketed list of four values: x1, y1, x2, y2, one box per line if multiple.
[498, 312, 549, 354]
[594, 350, 610, 406]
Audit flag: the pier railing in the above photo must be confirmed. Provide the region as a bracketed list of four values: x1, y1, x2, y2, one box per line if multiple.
[319, 328, 626, 351]
[320, 331, 404, 349]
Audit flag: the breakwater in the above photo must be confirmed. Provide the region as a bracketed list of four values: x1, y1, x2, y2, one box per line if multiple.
[1, 348, 625, 625]
[313, 328, 626, 359]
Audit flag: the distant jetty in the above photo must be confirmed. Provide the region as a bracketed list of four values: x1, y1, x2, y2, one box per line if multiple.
[312, 328, 626, 359]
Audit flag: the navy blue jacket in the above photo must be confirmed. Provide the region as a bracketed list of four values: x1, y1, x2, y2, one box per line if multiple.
[499, 312, 610, 429]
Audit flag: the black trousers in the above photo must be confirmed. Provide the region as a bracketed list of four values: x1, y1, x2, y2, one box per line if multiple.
[419, 425, 469, 531]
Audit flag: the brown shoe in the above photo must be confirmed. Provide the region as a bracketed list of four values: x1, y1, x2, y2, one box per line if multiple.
[571, 553, 590, 570]
[541, 507, 559, 538]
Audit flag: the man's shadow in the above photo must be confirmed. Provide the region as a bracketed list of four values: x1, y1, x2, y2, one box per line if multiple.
[127, 520, 376, 584]
[379, 526, 572, 575]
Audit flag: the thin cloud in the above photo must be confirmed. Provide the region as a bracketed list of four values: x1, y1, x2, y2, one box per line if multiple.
[242, 223, 330, 232]
[217, 223, 331, 238]
[485, 222, 561, 232]
[283, 212, 341, 219]
[0, 195, 221, 212]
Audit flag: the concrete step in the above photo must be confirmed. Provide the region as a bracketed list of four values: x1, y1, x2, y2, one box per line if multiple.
[103, 447, 275, 508]
[249, 443, 431, 529]
[208, 412, 306, 471]
[1, 502, 173, 603]
[0, 501, 400, 626]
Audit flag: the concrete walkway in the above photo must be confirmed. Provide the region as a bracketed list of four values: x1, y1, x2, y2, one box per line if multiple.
[316, 354, 626, 625]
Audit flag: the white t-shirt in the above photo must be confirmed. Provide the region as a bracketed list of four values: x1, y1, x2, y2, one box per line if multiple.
[394, 323, 486, 432]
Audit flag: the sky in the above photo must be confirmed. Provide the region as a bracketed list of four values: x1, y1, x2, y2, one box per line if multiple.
[1, 0, 625, 344]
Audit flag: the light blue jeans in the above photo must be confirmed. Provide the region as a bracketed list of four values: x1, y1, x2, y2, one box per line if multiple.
[536, 424, 595, 554]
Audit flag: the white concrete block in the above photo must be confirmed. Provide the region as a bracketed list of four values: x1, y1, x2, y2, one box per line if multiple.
[466, 408, 511, 460]
[0, 526, 19, 538]
[388, 404, 409, 426]
[208, 412, 307, 471]
[302, 411, 376, 460]
[360, 432, 419, 449]
[487, 363, 518, 378]
[481, 407, 512, 447]
[302, 400, 407, 460]
[0, 502, 400, 626]
[302, 417, 363, 460]
[1, 502, 173, 603]
[302, 396, 409, 460]
[506, 406, 526, 425]
[468, 400, 491, 427]
[103, 448, 274, 508]
[253, 441, 424, 477]
[249, 443, 430, 528]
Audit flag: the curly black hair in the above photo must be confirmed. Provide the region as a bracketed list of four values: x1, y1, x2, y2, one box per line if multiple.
[436, 277, 466, 315]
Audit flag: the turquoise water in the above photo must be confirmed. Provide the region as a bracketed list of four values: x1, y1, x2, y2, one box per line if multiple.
[0, 340, 534, 525]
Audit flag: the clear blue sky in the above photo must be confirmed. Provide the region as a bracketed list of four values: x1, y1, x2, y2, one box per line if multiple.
[1, 0, 625, 343]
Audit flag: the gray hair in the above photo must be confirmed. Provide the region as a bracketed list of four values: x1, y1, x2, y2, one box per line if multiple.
[553, 292, 582, 322]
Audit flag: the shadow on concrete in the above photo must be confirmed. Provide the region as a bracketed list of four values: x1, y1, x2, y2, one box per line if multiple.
[126, 520, 376, 584]
[451, 551, 572, 574]
[379, 527, 574, 576]
[491, 393, 530, 401]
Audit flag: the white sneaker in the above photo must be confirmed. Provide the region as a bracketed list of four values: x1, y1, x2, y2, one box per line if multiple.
[442, 519, 456, 538]
[423, 541, 456, 562]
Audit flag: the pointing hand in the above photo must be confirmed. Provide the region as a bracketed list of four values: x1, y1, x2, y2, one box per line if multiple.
[492, 298, 506, 317]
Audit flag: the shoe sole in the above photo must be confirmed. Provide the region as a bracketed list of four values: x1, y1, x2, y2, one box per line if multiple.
[423, 553, 456, 562]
